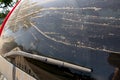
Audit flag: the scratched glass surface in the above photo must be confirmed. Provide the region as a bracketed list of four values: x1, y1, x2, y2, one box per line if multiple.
[6, 0, 120, 53]
[2, 0, 120, 80]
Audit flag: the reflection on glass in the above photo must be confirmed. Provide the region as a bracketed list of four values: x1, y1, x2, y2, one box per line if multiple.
[108, 53, 120, 80]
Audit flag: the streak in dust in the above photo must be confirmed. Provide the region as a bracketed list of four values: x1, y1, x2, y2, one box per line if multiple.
[30, 22, 120, 54]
